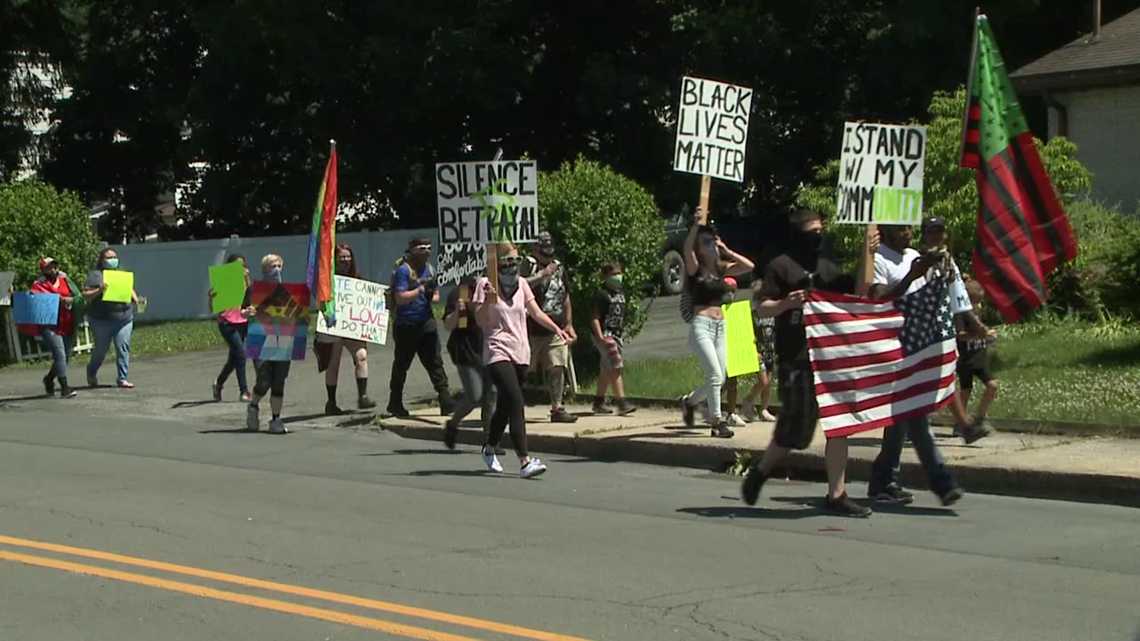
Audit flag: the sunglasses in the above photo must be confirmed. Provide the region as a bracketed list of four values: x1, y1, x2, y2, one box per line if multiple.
[412, 244, 432, 251]
[499, 256, 523, 265]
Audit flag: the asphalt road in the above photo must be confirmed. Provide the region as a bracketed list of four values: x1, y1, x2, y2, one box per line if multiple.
[1, 410, 1138, 641]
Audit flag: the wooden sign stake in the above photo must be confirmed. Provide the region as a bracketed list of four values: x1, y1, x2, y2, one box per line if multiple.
[486, 244, 500, 305]
[698, 174, 712, 225]
[457, 284, 469, 328]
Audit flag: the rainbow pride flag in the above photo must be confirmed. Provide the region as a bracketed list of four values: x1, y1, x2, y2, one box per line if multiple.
[306, 141, 338, 327]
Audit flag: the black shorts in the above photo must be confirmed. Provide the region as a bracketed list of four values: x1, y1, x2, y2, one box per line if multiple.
[957, 363, 993, 391]
[254, 360, 291, 396]
[773, 363, 819, 450]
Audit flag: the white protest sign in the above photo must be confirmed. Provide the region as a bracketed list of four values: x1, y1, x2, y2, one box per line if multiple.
[835, 122, 927, 225]
[435, 160, 540, 246]
[673, 76, 753, 183]
[316, 275, 389, 345]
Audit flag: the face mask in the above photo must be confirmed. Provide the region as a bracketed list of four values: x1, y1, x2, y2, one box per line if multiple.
[266, 266, 283, 282]
[539, 245, 555, 257]
[44, 272, 58, 282]
[104, 258, 120, 269]
[795, 230, 824, 254]
[498, 263, 519, 287]
[607, 274, 623, 289]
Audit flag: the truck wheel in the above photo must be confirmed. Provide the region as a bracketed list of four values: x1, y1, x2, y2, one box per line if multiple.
[661, 250, 685, 296]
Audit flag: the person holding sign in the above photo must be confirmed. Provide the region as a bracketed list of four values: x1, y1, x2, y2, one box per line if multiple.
[245, 254, 292, 435]
[472, 243, 571, 479]
[17, 258, 82, 399]
[741, 209, 879, 518]
[209, 254, 252, 402]
[677, 214, 754, 439]
[316, 244, 377, 414]
[82, 248, 141, 389]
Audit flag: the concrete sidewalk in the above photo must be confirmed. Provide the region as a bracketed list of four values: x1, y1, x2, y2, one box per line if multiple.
[2, 348, 1138, 508]
[379, 405, 1140, 509]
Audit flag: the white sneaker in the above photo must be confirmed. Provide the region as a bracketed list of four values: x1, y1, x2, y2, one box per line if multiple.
[741, 404, 758, 423]
[520, 459, 548, 479]
[760, 409, 777, 422]
[726, 413, 746, 428]
[268, 418, 289, 434]
[482, 447, 503, 473]
[246, 404, 260, 431]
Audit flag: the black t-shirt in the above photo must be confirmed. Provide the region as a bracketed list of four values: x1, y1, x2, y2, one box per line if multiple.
[593, 288, 626, 339]
[956, 333, 990, 372]
[759, 254, 857, 366]
[444, 287, 483, 367]
[521, 257, 568, 336]
[83, 269, 134, 321]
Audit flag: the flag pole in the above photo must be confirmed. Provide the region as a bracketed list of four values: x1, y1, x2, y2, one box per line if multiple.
[958, 8, 981, 165]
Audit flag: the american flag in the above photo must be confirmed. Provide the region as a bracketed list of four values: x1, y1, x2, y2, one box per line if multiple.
[804, 278, 958, 438]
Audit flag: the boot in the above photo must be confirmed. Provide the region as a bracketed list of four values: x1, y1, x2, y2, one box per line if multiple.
[58, 376, 77, 399]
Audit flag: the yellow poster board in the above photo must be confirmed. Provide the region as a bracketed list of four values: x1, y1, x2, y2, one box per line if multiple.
[723, 299, 759, 378]
[103, 270, 134, 304]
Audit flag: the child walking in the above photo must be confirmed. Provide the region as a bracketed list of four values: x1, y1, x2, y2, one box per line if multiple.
[957, 279, 999, 431]
[741, 282, 777, 422]
[591, 261, 636, 416]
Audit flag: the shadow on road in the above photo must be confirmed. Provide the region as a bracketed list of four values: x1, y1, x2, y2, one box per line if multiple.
[405, 469, 504, 478]
[766, 495, 959, 518]
[171, 400, 218, 409]
[198, 427, 260, 435]
[0, 394, 51, 404]
[676, 506, 821, 520]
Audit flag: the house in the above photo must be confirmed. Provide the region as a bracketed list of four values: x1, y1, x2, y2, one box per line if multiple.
[1010, 5, 1140, 209]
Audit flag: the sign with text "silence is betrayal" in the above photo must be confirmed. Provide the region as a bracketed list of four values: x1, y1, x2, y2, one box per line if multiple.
[673, 76, 753, 183]
[835, 122, 927, 225]
[436, 160, 540, 246]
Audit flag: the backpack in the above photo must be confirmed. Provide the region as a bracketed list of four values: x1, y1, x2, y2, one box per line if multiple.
[385, 257, 436, 312]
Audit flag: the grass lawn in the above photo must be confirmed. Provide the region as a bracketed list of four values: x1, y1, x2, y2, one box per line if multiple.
[581, 321, 1140, 426]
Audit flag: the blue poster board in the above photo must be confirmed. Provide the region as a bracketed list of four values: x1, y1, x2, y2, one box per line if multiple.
[12, 292, 60, 325]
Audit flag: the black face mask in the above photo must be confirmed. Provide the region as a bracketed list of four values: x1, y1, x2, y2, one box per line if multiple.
[794, 230, 824, 254]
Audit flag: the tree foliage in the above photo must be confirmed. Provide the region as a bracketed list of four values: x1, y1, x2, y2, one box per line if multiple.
[796, 88, 1092, 273]
[536, 157, 664, 372]
[0, 179, 99, 287]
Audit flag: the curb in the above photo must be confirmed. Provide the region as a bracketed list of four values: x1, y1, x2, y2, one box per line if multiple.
[378, 420, 1140, 509]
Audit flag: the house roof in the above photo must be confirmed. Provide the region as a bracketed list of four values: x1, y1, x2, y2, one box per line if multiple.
[1011, 7, 1140, 92]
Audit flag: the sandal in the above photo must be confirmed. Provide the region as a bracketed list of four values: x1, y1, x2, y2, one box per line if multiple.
[117, 381, 135, 389]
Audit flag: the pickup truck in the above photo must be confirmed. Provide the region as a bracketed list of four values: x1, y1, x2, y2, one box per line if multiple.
[657, 206, 777, 295]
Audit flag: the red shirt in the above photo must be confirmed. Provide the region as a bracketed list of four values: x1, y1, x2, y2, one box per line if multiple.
[32, 275, 74, 336]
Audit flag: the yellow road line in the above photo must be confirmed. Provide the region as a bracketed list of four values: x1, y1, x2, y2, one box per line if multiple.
[0, 549, 478, 641]
[0, 534, 590, 641]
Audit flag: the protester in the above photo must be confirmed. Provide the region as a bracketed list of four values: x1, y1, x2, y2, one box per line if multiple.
[246, 254, 290, 434]
[740, 292, 777, 422]
[472, 242, 571, 478]
[83, 247, 140, 388]
[442, 277, 500, 452]
[741, 209, 878, 517]
[521, 232, 578, 423]
[590, 261, 635, 416]
[958, 278, 999, 429]
[316, 243, 376, 414]
[209, 254, 252, 401]
[864, 223, 965, 506]
[25, 258, 81, 399]
[388, 237, 453, 418]
[678, 214, 755, 438]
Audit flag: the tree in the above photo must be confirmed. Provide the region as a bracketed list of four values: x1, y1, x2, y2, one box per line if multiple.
[0, 179, 99, 287]
[536, 157, 663, 372]
[795, 88, 1091, 273]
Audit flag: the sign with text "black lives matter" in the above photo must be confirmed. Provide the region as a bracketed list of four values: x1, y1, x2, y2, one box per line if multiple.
[835, 122, 927, 225]
[673, 76, 753, 183]
[436, 160, 540, 246]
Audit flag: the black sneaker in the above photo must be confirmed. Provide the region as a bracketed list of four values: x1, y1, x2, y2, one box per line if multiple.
[710, 424, 734, 439]
[592, 401, 614, 415]
[438, 393, 457, 416]
[869, 484, 915, 505]
[741, 467, 768, 506]
[617, 400, 637, 416]
[59, 386, 77, 399]
[42, 375, 55, 396]
[358, 396, 377, 410]
[443, 420, 458, 450]
[325, 401, 344, 416]
[939, 487, 965, 506]
[550, 409, 579, 423]
[962, 419, 993, 444]
[679, 396, 695, 428]
[824, 493, 872, 518]
[385, 404, 410, 418]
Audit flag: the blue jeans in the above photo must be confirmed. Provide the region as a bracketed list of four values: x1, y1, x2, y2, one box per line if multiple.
[687, 315, 728, 420]
[216, 322, 249, 393]
[39, 327, 74, 380]
[870, 415, 956, 497]
[87, 317, 133, 384]
[452, 364, 497, 431]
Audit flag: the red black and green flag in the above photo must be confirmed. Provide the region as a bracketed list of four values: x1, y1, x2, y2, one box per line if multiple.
[960, 14, 1078, 322]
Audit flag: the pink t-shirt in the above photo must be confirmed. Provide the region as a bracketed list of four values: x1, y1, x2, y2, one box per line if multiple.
[218, 308, 247, 325]
[472, 276, 535, 366]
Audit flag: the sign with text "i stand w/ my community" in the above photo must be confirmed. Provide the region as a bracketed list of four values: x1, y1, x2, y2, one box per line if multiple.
[835, 122, 927, 225]
[673, 76, 753, 183]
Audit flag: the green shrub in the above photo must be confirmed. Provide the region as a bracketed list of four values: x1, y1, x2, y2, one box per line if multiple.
[536, 156, 664, 374]
[796, 88, 1091, 275]
[1049, 199, 1140, 320]
[0, 179, 99, 288]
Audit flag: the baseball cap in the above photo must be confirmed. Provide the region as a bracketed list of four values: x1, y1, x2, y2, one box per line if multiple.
[921, 217, 945, 233]
[39, 257, 57, 269]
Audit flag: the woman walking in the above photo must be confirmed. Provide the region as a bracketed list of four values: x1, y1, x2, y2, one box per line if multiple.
[209, 254, 252, 401]
[23, 258, 82, 398]
[471, 243, 570, 478]
[442, 276, 499, 452]
[83, 248, 141, 388]
[678, 215, 754, 438]
[316, 243, 376, 414]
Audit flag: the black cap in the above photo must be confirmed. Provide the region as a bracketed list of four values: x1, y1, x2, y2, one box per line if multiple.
[921, 217, 945, 233]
